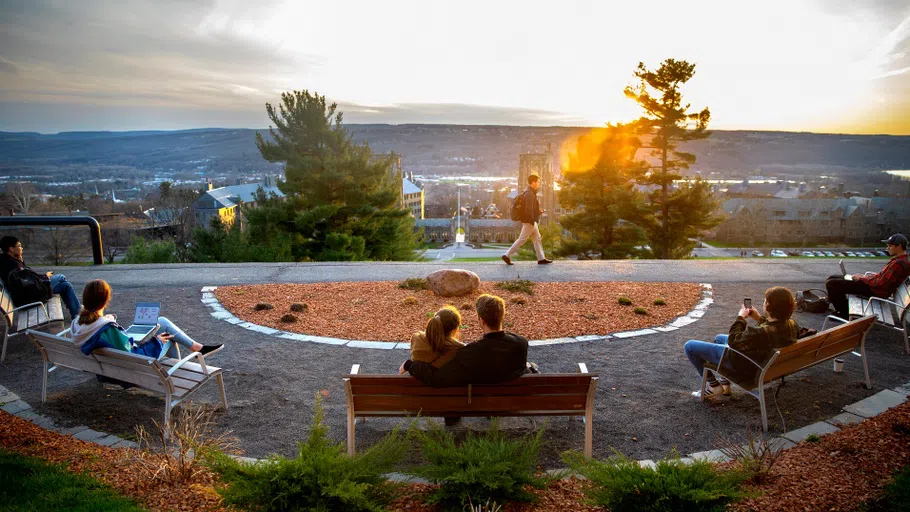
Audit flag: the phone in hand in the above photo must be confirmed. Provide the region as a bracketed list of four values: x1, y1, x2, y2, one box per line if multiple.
[743, 298, 752, 309]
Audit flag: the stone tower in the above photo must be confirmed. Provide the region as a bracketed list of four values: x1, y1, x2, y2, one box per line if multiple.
[518, 144, 555, 225]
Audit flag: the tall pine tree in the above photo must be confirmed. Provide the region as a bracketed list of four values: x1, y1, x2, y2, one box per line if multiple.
[624, 59, 721, 259]
[250, 90, 419, 261]
[557, 124, 649, 259]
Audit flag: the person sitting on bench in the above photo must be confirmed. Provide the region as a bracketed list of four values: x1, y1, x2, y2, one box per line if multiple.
[0, 236, 80, 319]
[684, 286, 800, 399]
[825, 234, 910, 319]
[399, 294, 528, 387]
[403, 305, 466, 371]
[71, 279, 223, 359]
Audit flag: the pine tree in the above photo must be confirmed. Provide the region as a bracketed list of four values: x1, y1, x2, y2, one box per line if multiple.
[624, 59, 721, 259]
[556, 124, 649, 259]
[251, 90, 419, 261]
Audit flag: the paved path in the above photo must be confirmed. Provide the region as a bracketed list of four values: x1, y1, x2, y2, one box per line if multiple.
[2, 259, 906, 467]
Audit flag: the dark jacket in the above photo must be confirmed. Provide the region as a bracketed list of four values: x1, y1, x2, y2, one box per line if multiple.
[720, 315, 799, 389]
[519, 187, 540, 224]
[0, 254, 22, 284]
[406, 330, 528, 387]
[0, 254, 51, 306]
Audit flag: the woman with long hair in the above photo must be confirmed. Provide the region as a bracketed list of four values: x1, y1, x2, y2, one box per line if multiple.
[70, 279, 222, 359]
[401, 305, 465, 372]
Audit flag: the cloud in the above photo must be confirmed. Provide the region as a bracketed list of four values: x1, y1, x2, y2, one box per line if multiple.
[0, 57, 17, 74]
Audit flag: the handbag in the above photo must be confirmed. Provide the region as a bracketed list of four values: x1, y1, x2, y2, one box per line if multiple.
[795, 288, 830, 314]
[6, 267, 53, 306]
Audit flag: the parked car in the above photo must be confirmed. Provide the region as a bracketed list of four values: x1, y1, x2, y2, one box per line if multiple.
[752, 250, 764, 257]
[862, 251, 877, 257]
[812, 251, 825, 257]
[801, 251, 815, 257]
[771, 249, 788, 257]
[824, 251, 835, 257]
[875, 250, 889, 257]
[845, 251, 856, 257]
[834, 252, 846, 257]
[787, 250, 801, 256]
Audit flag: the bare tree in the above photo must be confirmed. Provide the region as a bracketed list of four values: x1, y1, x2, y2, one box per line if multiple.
[38, 227, 90, 266]
[7, 182, 36, 214]
[101, 226, 131, 263]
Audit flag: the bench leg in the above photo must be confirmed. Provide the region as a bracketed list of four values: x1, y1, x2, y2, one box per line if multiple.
[584, 408, 593, 458]
[163, 394, 173, 440]
[347, 409, 356, 457]
[758, 385, 769, 432]
[217, 374, 228, 410]
[860, 340, 872, 390]
[699, 368, 709, 402]
[904, 323, 909, 355]
[41, 361, 48, 403]
[1, 330, 7, 363]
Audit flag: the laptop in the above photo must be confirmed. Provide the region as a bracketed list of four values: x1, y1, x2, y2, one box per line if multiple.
[124, 302, 160, 343]
[839, 259, 852, 280]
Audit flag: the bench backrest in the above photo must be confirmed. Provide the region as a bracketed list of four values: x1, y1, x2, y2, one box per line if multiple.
[27, 330, 171, 395]
[0, 281, 15, 328]
[895, 277, 910, 320]
[345, 373, 597, 416]
[763, 315, 876, 383]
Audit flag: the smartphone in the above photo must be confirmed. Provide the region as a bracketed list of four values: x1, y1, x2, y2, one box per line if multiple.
[743, 298, 752, 309]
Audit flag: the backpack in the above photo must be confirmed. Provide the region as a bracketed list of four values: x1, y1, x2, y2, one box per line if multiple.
[6, 268, 53, 306]
[795, 289, 830, 314]
[510, 193, 524, 222]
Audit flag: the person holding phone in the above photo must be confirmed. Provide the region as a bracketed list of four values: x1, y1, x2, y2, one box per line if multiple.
[683, 287, 801, 399]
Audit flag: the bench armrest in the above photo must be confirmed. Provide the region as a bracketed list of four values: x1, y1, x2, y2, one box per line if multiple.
[822, 314, 849, 330]
[166, 351, 208, 376]
[577, 363, 588, 374]
[9, 301, 49, 317]
[719, 345, 766, 373]
[56, 327, 71, 337]
[863, 296, 908, 321]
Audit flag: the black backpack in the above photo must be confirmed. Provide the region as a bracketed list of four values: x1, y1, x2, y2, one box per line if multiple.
[795, 289, 830, 314]
[510, 193, 524, 222]
[6, 268, 52, 306]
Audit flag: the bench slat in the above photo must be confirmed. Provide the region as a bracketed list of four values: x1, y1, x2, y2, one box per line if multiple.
[353, 394, 588, 414]
[355, 410, 587, 418]
[348, 384, 592, 397]
[44, 350, 104, 374]
[87, 363, 169, 393]
[346, 374, 595, 387]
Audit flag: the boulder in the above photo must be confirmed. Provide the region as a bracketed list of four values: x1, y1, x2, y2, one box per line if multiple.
[426, 269, 480, 297]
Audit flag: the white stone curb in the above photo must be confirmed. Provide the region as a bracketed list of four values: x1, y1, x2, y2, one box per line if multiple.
[200, 283, 715, 350]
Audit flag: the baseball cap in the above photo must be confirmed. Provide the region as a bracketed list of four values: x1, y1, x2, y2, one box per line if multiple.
[881, 234, 908, 247]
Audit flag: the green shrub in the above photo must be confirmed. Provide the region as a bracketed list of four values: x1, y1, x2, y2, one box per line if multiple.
[653, 298, 667, 306]
[634, 307, 648, 315]
[280, 313, 297, 323]
[563, 450, 746, 512]
[207, 395, 406, 512]
[618, 297, 633, 306]
[398, 278, 428, 291]
[878, 465, 910, 511]
[254, 302, 274, 311]
[123, 237, 176, 264]
[407, 420, 548, 510]
[401, 296, 419, 306]
[495, 276, 535, 295]
[290, 303, 308, 312]
[510, 297, 527, 305]
[805, 434, 820, 443]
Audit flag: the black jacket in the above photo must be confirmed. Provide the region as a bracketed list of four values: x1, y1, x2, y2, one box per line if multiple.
[0, 254, 51, 306]
[520, 187, 540, 224]
[0, 254, 25, 285]
[406, 330, 529, 387]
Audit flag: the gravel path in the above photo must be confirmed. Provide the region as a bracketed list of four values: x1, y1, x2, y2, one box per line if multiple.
[1, 263, 907, 468]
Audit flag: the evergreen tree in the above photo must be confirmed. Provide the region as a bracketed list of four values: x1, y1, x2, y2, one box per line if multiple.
[556, 124, 649, 259]
[624, 59, 721, 259]
[251, 90, 419, 261]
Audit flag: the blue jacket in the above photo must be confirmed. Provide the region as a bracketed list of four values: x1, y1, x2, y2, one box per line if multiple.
[79, 322, 163, 358]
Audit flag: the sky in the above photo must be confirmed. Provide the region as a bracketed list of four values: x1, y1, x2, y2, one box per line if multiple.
[1, 0, 910, 134]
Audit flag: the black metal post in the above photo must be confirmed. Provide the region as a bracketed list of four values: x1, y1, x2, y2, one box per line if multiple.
[0, 216, 104, 265]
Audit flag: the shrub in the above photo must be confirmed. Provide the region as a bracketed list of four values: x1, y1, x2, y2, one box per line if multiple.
[563, 450, 746, 512]
[618, 297, 632, 306]
[878, 465, 910, 511]
[634, 307, 648, 315]
[805, 434, 820, 443]
[208, 395, 406, 512]
[280, 313, 298, 323]
[124, 237, 177, 264]
[717, 428, 784, 484]
[290, 302, 308, 312]
[653, 298, 667, 306]
[510, 297, 527, 305]
[495, 276, 535, 295]
[402, 296, 419, 306]
[460, 303, 473, 311]
[399, 278, 428, 291]
[407, 420, 548, 510]
[254, 302, 274, 311]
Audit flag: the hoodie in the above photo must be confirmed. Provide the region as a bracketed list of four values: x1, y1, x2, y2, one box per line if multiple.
[71, 315, 134, 355]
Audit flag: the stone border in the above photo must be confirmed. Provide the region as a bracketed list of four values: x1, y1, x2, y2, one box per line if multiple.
[2, 380, 908, 476]
[199, 283, 715, 349]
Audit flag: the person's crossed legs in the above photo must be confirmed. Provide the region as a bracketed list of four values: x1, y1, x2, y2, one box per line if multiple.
[683, 334, 731, 397]
[49, 274, 80, 318]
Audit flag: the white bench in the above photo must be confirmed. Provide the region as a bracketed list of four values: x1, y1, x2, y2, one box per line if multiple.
[847, 276, 910, 354]
[0, 280, 63, 362]
[27, 329, 228, 426]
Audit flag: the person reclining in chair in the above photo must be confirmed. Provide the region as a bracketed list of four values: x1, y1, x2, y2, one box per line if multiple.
[683, 287, 800, 399]
[0, 235, 80, 319]
[825, 233, 910, 320]
[399, 294, 529, 387]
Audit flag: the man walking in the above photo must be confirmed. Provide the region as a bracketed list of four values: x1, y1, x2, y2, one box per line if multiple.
[502, 174, 552, 265]
[0, 236, 81, 319]
[825, 233, 910, 319]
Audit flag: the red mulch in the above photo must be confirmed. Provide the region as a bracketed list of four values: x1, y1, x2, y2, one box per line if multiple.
[387, 478, 604, 511]
[214, 281, 703, 342]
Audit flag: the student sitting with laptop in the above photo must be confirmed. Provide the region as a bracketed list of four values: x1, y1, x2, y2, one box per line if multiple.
[826, 234, 910, 319]
[71, 279, 223, 359]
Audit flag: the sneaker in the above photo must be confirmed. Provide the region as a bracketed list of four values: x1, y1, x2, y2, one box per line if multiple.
[501, 255, 514, 265]
[537, 259, 553, 265]
[198, 344, 224, 357]
[527, 361, 540, 374]
[691, 382, 729, 399]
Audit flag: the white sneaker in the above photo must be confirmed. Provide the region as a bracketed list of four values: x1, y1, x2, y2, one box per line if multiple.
[691, 383, 730, 399]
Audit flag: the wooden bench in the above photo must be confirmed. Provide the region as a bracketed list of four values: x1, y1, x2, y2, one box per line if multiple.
[1, 280, 63, 362]
[847, 276, 910, 354]
[702, 315, 877, 431]
[27, 329, 228, 426]
[344, 363, 599, 457]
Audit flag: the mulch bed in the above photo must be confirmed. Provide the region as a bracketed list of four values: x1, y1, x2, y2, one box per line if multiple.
[214, 281, 703, 342]
[1, 400, 909, 511]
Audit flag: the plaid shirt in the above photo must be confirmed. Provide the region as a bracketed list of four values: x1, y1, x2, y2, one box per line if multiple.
[856, 254, 910, 298]
[720, 315, 799, 388]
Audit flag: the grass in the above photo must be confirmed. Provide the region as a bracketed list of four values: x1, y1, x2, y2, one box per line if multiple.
[495, 277, 535, 295]
[0, 449, 144, 512]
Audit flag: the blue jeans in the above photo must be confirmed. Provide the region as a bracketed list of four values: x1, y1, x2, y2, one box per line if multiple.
[49, 274, 80, 318]
[683, 334, 730, 385]
[157, 316, 198, 350]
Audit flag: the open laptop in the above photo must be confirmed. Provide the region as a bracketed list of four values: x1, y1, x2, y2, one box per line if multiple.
[839, 259, 854, 280]
[123, 302, 160, 343]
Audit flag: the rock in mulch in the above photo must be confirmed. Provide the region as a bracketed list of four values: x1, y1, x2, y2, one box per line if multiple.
[426, 269, 481, 297]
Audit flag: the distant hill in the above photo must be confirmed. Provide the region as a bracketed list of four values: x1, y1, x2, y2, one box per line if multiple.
[1, 125, 909, 179]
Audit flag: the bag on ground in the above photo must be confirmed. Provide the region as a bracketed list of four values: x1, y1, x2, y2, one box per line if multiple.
[795, 289, 830, 314]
